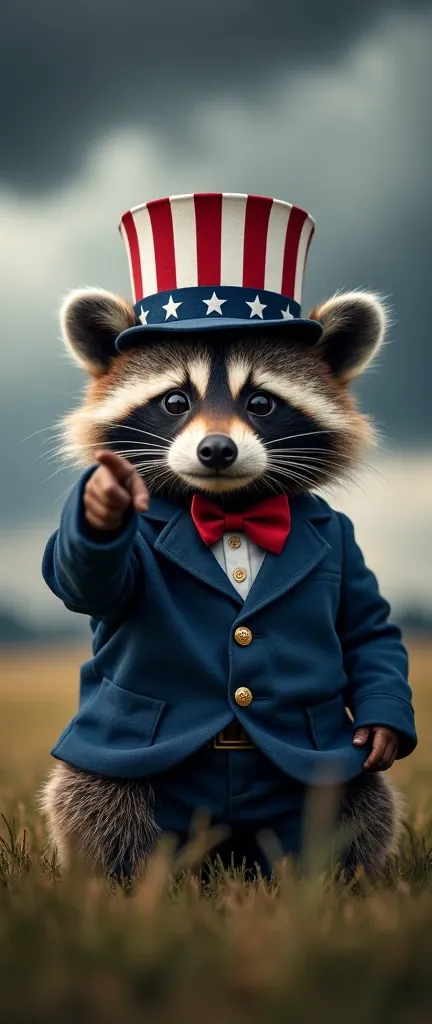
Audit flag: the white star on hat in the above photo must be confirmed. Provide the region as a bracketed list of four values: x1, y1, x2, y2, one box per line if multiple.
[281, 305, 294, 320]
[202, 291, 227, 316]
[246, 294, 267, 319]
[162, 295, 182, 320]
[139, 306, 150, 325]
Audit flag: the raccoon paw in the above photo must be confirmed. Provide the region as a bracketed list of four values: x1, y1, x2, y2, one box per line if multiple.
[38, 761, 162, 878]
[336, 771, 404, 882]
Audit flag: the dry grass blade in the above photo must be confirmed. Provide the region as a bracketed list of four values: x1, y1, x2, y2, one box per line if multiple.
[1, 642, 432, 1021]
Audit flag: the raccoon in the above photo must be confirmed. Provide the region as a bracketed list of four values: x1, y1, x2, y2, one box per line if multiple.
[58, 286, 380, 503]
[39, 284, 408, 882]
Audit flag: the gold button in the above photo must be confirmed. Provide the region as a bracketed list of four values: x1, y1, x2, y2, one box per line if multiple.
[233, 567, 247, 583]
[228, 536, 241, 549]
[234, 686, 253, 707]
[234, 626, 253, 646]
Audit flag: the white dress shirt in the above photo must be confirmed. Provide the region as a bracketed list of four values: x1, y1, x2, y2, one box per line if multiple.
[210, 532, 266, 599]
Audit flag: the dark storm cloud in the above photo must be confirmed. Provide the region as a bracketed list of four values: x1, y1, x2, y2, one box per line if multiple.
[0, 0, 430, 540]
[1, 0, 430, 191]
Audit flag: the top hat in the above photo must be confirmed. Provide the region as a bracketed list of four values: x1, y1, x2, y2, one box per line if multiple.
[115, 192, 322, 350]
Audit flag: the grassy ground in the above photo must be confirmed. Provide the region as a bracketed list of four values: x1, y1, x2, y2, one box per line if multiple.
[1, 641, 432, 1023]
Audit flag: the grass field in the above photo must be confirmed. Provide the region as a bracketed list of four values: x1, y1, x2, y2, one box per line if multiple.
[1, 641, 432, 1023]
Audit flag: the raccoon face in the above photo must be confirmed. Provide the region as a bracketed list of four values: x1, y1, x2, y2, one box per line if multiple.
[58, 288, 387, 506]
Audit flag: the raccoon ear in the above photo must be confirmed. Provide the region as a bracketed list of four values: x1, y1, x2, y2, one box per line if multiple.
[60, 287, 137, 375]
[307, 291, 388, 381]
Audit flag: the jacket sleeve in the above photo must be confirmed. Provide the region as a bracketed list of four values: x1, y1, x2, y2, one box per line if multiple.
[41, 464, 141, 622]
[337, 512, 417, 759]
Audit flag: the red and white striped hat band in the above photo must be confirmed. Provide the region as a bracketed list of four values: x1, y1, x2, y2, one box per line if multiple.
[117, 193, 320, 344]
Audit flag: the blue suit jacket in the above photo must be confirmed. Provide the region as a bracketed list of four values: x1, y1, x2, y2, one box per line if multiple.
[41, 465, 417, 786]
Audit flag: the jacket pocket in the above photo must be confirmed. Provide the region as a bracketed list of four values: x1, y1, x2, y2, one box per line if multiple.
[306, 693, 350, 749]
[77, 676, 166, 750]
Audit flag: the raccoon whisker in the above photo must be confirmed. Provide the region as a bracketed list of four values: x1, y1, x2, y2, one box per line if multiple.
[268, 456, 353, 485]
[100, 447, 167, 457]
[259, 474, 282, 496]
[124, 458, 170, 469]
[263, 466, 335, 499]
[268, 447, 346, 457]
[315, 483, 343, 504]
[67, 438, 170, 451]
[39, 448, 74, 464]
[41, 432, 70, 448]
[269, 451, 355, 471]
[268, 464, 320, 487]
[250, 476, 272, 497]
[42, 450, 166, 462]
[266, 448, 388, 482]
[268, 455, 352, 476]
[21, 425, 64, 444]
[269, 452, 339, 463]
[269, 453, 386, 488]
[268, 460, 370, 503]
[270, 464, 352, 496]
[42, 464, 78, 485]
[34, 435, 77, 459]
[147, 464, 173, 479]
[133, 461, 168, 472]
[43, 455, 167, 487]
[263, 430, 332, 447]
[270, 446, 346, 453]
[264, 463, 317, 489]
[267, 452, 340, 467]
[112, 440, 170, 449]
[42, 446, 168, 465]
[266, 462, 342, 502]
[54, 480, 83, 505]
[264, 466, 337, 505]
[102, 423, 171, 446]
[147, 468, 177, 495]
[109, 450, 168, 458]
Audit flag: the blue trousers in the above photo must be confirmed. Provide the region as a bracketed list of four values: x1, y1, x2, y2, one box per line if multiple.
[148, 744, 308, 879]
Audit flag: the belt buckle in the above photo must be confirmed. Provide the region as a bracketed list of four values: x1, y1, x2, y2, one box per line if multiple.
[213, 728, 255, 750]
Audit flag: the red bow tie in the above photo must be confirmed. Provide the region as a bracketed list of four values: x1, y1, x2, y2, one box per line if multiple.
[190, 494, 291, 555]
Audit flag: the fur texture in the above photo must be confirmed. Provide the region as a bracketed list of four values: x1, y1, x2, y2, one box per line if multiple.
[38, 761, 161, 878]
[309, 290, 389, 381]
[336, 770, 403, 880]
[39, 760, 402, 880]
[60, 288, 135, 375]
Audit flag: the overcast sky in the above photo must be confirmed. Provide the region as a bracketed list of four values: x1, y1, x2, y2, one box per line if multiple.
[0, 0, 430, 623]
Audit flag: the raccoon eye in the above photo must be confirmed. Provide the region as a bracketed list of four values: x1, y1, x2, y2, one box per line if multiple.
[163, 391, 190, 415]
[247, 393, 275, 416]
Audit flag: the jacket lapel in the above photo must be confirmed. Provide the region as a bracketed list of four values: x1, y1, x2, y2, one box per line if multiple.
[240, 495, 332, 619]
[147, 498, 243, 606]
[144, 494, 332, 614]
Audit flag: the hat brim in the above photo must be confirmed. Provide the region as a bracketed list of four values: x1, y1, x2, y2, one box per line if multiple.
[116, 317, 323, 351]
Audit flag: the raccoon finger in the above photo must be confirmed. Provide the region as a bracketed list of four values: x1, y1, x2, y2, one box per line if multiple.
[363, 728, 388, 770]
[95, 449, 139, 485]
[125, 470, 149, 513]
[84, 510, 124, 532]
[87, 465, 132, 510]
[379, 739, 399, 771]
[95, 451, 149, 512]
[84, 495, 125, 530]
[84, 491, 126, 520]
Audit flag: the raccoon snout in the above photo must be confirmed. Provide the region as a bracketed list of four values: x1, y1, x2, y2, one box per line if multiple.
[197, 434, 238, 471]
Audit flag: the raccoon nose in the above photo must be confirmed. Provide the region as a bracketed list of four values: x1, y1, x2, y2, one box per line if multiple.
[197, 434, 238, 471]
